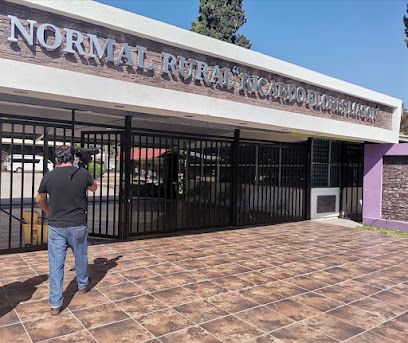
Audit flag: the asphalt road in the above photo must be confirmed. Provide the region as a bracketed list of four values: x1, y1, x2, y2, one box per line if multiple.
[0, 171, 115, 200]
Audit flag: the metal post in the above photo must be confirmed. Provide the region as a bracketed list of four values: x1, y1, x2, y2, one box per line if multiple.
[41, 127, 49, 244]
[339, 142, 345, 218]
[304, 138, 312, 220]
[230, 129, 240, 227]
[360, 144, 364, 221]
[278, 147, 282, 218]
[71, 109, 75, 147]
[121, 116, 132, 240]
[328, 140, 332, 188]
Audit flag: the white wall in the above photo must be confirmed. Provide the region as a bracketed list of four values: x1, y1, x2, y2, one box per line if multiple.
[310, 188, 341, 219]
[0, 58, 400, 143]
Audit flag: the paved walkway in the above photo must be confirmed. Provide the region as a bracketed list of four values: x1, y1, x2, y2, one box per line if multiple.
[1, 221, 408, 342]
[313, 218, 359, 229]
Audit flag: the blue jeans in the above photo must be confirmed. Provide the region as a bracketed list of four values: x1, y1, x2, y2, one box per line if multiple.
[48, 225, 89, 308]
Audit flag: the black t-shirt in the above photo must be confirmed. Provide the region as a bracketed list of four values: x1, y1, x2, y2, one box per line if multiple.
[38, 166, 94, 228]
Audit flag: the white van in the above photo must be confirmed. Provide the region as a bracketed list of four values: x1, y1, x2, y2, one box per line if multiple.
[4, 155, 54, 173]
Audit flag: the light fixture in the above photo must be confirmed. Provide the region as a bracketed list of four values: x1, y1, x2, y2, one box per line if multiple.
[13, 90, 28, 95]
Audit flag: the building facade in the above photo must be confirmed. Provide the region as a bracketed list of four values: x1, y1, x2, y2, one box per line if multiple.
[0, 0, 403, 253]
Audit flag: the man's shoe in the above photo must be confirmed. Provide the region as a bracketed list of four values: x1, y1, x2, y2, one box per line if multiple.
[50, 307, 61, 316]
[78, 277, 91, 294]
[77, 287, 88, 294]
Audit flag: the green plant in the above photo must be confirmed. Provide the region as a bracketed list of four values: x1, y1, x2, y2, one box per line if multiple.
[357, 224, 408, 237]
[191, 0, 251, 48]
[88, 162, 105, 179]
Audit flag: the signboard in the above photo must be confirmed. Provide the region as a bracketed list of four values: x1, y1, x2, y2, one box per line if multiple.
[4, 14, 384, 124]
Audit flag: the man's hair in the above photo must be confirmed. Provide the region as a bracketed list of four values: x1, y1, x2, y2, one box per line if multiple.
[55, 145, 75, 164]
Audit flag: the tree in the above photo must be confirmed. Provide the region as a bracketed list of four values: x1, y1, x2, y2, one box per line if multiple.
[404, 4, 408, 47]
[191, 0, 251, 49]
[400, 108, 408, 135]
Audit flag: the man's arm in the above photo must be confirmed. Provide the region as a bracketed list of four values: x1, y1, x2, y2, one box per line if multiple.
[88, 181, 97, 192]
[36, 193, 50, 218]
[85, 169, 97, 192]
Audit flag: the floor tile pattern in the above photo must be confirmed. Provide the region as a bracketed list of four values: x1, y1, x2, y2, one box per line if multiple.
[1, 221, 408, 342]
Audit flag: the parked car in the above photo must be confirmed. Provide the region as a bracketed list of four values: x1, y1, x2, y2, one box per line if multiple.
[4, 154, 54, 173]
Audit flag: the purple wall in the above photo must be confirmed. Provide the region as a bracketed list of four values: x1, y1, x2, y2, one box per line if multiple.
[364, 143, 408, 232]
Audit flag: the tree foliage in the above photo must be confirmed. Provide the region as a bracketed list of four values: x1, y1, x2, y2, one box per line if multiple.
[404, 4, 408, 47]
[191, 0, 251, 49]
[400, 109, 408, 134]
[88, 162, 105, 179]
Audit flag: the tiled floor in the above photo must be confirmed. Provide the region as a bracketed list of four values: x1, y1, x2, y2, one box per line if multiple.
[1, 221, 408, 342]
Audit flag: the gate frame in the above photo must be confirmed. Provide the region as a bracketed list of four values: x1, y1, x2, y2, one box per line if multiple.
[0, 112, 127, 254]
[127, 127, 236, 236]
[339, 141, 365, 222]
[235, 137, 308, 227]
[1, 111, 310, 254]
[80, 128, 127, 240]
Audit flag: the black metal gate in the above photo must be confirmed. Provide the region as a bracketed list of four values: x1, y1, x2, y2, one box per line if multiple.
[121, 132, 307, 236]
[0, 113, 309, 254]
[0, 113, 126, 253]
[0, 116, 74, 253]
[81, 131, 124, 239]
[127, 130, 233, 235]
[236, 140, 307, 226]
[340, 142, 364, 222]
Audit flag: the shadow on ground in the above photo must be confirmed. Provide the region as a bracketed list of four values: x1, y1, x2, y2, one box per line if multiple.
[61, 255, 122, 310]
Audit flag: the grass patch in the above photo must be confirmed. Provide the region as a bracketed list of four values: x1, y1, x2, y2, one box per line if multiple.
[357, 223, 408, 237]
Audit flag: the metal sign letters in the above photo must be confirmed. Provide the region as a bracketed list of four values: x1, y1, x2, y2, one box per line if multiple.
[7, 15, 379, 121]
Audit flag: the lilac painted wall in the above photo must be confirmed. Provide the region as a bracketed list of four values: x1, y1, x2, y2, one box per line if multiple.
[363, 143, 408, 232]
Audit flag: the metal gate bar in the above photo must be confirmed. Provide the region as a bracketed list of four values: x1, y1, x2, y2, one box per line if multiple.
[0, 117, 74, 252]
[340, 142, 364, 222]
[128, 130, 234, 236]
[236, 140, 307, 227]
[1, 113, 309, 254]
[81, 131, 123, 239]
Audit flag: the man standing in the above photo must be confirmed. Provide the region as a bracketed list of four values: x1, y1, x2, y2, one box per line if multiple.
[36, 145, 97, 315]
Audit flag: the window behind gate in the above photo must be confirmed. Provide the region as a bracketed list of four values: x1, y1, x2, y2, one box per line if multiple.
[312, 139, 342, 188]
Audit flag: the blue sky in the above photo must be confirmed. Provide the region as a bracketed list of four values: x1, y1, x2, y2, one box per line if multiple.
[96, 0, 408, 106]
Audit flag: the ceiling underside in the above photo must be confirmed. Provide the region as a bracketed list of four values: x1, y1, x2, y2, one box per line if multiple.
[0, 94, 307, 143]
